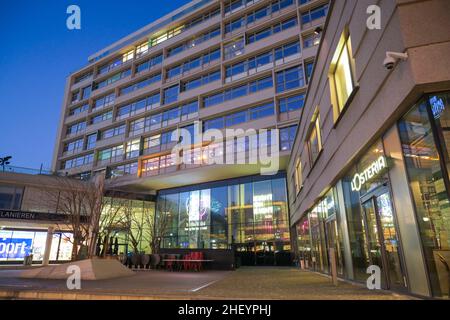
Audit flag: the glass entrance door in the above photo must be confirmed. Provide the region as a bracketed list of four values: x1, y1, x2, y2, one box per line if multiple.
[362, 199, 386, 287]
[256, 241, 275, 266]
[362, 190, 407, 290]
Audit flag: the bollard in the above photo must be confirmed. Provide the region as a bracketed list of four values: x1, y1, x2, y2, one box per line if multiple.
[329, 248, 338, 286]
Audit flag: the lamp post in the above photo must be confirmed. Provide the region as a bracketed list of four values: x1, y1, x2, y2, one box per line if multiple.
[0, 156, 12, 172]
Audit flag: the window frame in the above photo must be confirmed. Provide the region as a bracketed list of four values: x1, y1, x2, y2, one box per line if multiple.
[306, 112, 323, 167]
[329, 32, 357, 124]
[294, 157, 303, 194]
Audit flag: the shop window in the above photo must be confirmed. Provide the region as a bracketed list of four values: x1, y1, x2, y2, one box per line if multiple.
[307, 112, 322, 166]
[0, 230, 73, 262]
[329, 31, 356, 121]
[399, 93, 450, 298]
[296, 216, 311, 268]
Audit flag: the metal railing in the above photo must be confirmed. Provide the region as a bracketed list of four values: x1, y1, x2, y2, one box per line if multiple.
[0, 165, 55, 176]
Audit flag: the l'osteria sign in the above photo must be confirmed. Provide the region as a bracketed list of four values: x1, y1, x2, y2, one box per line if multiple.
[351, 156, 390, 192]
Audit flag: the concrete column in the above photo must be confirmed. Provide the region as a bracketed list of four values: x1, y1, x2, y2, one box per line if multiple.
[42, 226, 54, 266]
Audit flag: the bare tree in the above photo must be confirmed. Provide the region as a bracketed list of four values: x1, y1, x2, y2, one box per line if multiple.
[84, 175, 106, 258]
[143, 201, 171, 254]
[36, 176, 100, 261]
[33, 174, 118, 261]
[96, 196, 129, 257]
[124, 204, 143, 254]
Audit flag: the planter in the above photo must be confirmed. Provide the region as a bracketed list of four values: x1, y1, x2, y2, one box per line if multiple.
[150, 254, 161, 269]
[131, 253, 141, 268]
[141, 254, 150, 269]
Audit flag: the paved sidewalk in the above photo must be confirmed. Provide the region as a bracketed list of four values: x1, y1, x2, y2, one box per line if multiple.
[0, 267, 413, 300]
[193, 267, 412, 300]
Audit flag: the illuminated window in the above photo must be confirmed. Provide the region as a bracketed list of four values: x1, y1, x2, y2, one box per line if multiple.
[144, 134, 161, 150]
[307, 113, 322, 165]
[330, 33, 355, 116]
[151, 25, 185, 47]
[294, 157, 302, 194]
[126, 139, 141, 159]
[153, 33, 168, 46]
[136, 42, 149, 58]
[122, 50, 134, 63]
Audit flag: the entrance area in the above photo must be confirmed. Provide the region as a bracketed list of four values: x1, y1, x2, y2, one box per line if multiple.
[235, 241, 292, 266]
[361, 188, 406, 290]
[156, 174, 292, 266]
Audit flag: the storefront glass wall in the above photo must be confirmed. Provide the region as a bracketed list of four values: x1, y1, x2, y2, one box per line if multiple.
[341, 141, 387, 281]
[101, 197, 154, 255]
[0, 229, 73, 262]
[156, 175, 291, 265]
[399, 92, 450, 298]
[296, 215, 311, 268]
[295, 187, 344, 275]
[342, 141, 406, 290]
[296, 140, 406, 290]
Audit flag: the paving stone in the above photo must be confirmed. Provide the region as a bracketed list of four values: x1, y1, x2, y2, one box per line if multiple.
[0, 267, 413, 300]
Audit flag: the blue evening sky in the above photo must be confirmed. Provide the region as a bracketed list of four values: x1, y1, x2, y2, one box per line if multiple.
[0, 0, 190, 170]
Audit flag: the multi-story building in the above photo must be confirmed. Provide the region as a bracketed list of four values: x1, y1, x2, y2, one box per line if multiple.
[52, 0, 329, 265]
[287, 0, 450, 298]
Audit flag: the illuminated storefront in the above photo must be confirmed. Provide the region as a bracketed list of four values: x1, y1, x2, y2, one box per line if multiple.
[0, 229, 73, 262]
[295, 140, 408, 291]
[398, 92, 450, 298]
[293, 92, 450, 299]
[156, 173, 291, 265]
[0, 175, 77, 264]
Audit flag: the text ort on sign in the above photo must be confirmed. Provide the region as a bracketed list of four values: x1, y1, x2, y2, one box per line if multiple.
[0, 238, 32, 259]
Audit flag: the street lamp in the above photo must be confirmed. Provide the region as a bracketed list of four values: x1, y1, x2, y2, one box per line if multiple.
[0, 156, 12, 172]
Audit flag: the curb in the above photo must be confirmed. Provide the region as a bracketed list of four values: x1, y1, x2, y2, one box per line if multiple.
[0, 290, 194, 300]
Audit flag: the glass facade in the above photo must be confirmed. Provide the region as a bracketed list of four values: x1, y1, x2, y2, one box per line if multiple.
[99, 198, 155, 256]
[295, 187, 344, 276]
[156, 174, 291, 265]
[295, 140, 407, 291]
[292, 92, 450, 298]
[0, 230, 73, 262]
[399, 92, 450, 298]
[341, 141, 406, 290]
